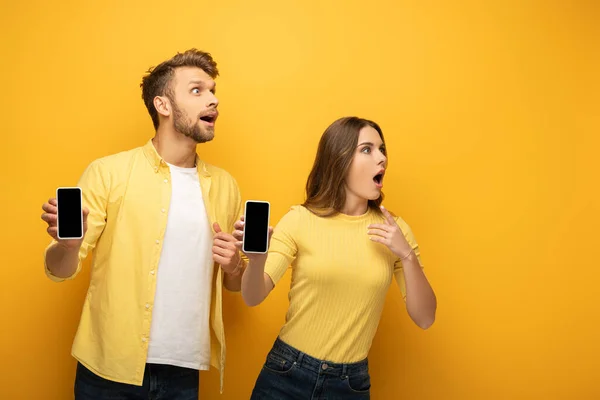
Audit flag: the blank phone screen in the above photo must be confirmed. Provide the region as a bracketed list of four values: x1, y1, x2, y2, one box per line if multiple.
[57, 188, 83, 239]
[243, 201, 270, 253]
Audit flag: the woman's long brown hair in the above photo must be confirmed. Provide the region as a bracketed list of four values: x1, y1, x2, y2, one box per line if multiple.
[302, 116, 386, 217]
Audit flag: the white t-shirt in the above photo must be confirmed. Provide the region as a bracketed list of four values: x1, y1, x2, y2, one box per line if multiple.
[147, 163, 214, 370]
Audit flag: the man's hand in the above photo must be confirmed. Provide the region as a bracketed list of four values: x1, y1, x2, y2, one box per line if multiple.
[41, 197, 89, 249]
[41, 197, 89, 279]
[212, 222, 242, 275]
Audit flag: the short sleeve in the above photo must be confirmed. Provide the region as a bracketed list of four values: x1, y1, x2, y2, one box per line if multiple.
[227, 175, 249, 266]
[263, 206, 301, 286]
[393, 216, 424, 300]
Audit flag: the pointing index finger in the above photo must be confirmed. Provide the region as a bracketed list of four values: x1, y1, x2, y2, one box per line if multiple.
[380, 205, 396, 226]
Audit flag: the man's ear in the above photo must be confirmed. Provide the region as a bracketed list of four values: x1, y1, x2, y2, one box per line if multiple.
[154, 95, 171, 118]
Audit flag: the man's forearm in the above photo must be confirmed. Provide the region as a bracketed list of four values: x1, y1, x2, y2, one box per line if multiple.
[45, 243, 81, 279]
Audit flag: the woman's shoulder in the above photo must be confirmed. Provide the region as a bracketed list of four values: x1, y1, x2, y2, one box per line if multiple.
[282, 204, 313, 220]
[276, 204, 326, 228]
[271, 205, 312, 237]
[391, 212, 411, 230]
[387, 210, 419, 244]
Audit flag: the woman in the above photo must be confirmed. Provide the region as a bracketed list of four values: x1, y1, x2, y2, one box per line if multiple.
[235, 116, 437, 399]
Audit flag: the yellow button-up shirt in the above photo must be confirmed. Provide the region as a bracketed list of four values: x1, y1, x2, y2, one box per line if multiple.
[44, 140, 242, 392]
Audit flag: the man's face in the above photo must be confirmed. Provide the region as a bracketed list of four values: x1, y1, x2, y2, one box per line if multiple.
[168, 67, 219, 143]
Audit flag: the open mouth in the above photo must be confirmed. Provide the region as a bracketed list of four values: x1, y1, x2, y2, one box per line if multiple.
[373, 170, 385, 187]
[199, 113, 217, 124]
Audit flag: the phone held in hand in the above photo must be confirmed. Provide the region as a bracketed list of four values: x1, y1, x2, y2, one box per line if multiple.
[242, 200, 270, 254]
[56, 187, 83, 240]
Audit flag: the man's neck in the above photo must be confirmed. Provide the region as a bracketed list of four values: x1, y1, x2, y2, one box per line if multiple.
[152, 130, 197, 168]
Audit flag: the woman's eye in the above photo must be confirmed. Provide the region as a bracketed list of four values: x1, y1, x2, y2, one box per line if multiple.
[361, 147, 371, 154]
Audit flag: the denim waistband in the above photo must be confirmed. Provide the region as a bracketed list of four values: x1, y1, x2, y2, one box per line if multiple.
[270, 337, 369, 377]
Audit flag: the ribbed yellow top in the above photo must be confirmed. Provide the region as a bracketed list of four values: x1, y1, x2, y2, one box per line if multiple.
[264, 205, 422, 363]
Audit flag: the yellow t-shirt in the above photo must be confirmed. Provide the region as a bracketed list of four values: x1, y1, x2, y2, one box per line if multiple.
[265, 205, 423, 363]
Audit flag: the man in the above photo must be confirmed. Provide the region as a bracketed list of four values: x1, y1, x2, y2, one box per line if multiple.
[41, 49, 245, 399]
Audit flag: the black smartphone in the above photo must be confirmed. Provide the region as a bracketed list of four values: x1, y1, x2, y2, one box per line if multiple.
[242, 200, 271, 254]
[56, 187, 84, 240]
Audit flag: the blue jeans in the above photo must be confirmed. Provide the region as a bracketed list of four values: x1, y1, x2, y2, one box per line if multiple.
[251, 338, 371, 399]
[74, 362, 199, 400]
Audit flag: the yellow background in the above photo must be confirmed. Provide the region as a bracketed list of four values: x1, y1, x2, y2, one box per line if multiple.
[1, 0, 599, 399]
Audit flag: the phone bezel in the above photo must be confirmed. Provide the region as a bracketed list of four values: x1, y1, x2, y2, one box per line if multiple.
[242, 200, 271, 254]
[56, 187, 84, 240]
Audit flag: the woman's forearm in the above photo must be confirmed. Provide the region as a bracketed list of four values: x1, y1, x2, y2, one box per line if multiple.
[403, 253, 437, 329]
[241, 256, 273, 306]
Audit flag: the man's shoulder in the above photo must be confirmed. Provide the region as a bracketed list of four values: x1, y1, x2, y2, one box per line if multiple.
[203, 161, 237, 184]
[98, 145, 142, 164]
[85, 145, 143, 171]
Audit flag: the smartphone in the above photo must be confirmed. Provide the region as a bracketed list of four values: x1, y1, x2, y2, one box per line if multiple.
[242, 200, 271, 254]
[56, 187, 84, 240]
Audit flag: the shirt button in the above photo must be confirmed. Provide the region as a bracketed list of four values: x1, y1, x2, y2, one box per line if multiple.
[142, 337, 147, 342]
[150, 270, 155, 275]
[164, 179, 168, 183]
[154, 166, 158, 172]
[322, 363, 328, 370]
[161, 208, 166, 213]
[145, 303, 150, 309]
[155, 240, 159, 244]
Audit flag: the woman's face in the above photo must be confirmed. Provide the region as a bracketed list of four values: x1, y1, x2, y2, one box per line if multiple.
[344, 126, 388, 206]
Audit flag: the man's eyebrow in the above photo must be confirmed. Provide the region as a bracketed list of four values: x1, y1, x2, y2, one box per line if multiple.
[188, 80, 216, 91]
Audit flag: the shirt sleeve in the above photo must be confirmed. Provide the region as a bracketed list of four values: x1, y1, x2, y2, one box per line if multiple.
[44, 159, 109, 282]
[263, 206, 300, 286]
[227, 175, 249, 266]
[392, 216, 424, 301]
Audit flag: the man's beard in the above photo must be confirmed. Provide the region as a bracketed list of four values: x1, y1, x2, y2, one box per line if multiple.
[171, 102, 214, 143]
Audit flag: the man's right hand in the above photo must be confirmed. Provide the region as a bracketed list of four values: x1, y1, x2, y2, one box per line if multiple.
[41, 198, 89, 249]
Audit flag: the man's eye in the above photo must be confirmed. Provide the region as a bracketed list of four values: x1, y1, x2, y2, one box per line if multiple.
[192, 88, 200, 94]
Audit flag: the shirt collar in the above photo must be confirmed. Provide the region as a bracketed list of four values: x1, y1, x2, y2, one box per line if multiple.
[142, 139, 210, 177]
